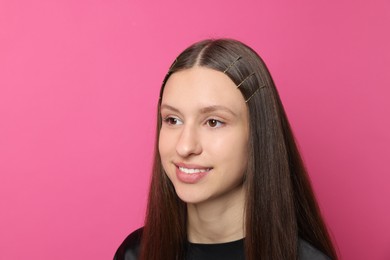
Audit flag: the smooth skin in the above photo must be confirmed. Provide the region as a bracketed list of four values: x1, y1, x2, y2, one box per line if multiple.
[159, 67, 250, 244]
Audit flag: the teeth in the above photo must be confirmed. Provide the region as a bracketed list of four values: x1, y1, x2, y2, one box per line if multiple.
[179, 167, 210, 174]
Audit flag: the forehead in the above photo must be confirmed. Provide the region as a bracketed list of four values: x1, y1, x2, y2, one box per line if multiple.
[161, 67, 246, 114]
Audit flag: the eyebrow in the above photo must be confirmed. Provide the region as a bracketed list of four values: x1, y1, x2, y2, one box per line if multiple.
[160, 104, 238, 117]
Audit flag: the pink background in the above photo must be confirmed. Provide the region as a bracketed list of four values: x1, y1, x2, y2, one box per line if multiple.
[0, 0, 389, 259]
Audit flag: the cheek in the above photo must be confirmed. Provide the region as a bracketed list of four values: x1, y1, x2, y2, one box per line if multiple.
[158, 133, 166, 159]
[158, 129, 173, 161]
[214, 134, 249, 175]
[158, 133, 170, 177]
[208, 132, 248, 158]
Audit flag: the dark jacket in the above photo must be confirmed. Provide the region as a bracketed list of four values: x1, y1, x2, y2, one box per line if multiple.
[114, 227, 331, 260]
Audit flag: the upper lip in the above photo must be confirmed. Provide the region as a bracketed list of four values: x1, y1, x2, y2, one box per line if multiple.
[174, 162, 212, 169]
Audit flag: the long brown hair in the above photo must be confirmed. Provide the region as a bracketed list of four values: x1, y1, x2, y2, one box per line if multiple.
[140, 39, 337, 259]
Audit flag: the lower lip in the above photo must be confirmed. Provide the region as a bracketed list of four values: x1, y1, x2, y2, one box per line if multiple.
[176, 167, 211, 184]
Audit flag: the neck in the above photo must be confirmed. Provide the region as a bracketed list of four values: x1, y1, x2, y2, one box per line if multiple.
[187, 185, 245, 243]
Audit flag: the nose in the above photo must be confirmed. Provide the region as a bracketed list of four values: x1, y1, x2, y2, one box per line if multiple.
[175, 124, 202, 158]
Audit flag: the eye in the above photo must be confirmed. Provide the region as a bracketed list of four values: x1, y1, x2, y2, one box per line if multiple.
[206, 119, 224, 128]
[163, 116, 183, 125]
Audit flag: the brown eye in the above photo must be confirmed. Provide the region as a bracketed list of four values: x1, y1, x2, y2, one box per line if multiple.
[168, 118, 177, 124]
[207, 119, 223, 128]
[164, 117, 183, 125]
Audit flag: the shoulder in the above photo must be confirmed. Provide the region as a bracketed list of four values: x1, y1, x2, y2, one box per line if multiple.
[298, 239, 331, 260]
[114, 227, 143, 260]
[114, 230, 331, 260]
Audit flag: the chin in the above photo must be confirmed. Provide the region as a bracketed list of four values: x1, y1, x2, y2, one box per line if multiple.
[175, 189, 210, 205]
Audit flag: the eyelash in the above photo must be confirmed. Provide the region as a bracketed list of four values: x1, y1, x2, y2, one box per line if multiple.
[206, 119, 224, 128]
[163, 116, 183, 125]
[162, 116, 225, 128]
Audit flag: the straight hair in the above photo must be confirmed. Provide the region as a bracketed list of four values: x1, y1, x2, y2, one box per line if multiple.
[140, 39, 337, 259]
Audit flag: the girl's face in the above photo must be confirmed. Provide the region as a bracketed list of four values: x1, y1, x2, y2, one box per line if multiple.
[159, 67, 249, 205]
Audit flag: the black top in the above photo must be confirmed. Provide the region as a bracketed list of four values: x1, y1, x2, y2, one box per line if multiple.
[187, 239, 244, 260]
[114, 227, 331, 260]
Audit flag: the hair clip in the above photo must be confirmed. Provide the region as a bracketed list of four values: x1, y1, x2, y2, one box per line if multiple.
[223, 56, 242, 73]
[245, 84, 266, 103]
[237, 72, 255, 88]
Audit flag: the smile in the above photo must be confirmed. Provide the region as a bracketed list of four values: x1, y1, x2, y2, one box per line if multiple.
[178, 167, 211, 174]
[175, 164, 212, 184]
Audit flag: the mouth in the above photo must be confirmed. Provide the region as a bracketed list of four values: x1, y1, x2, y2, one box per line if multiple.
[177, 166, 212, 174]
[174, 163, 212, 184]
